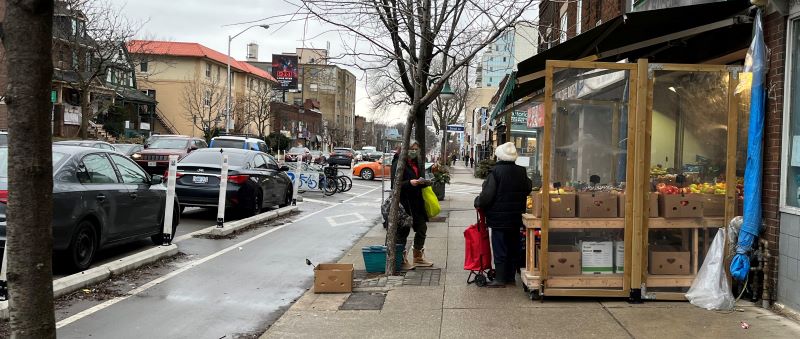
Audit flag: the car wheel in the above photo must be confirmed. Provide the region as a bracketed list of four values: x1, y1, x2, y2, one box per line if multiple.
[240, 190, 262, 218]
[67, 220, 98, 272]
[152, 202, 180, 245]
[361, 168, 374, 180]
[279, 185, 292, 207]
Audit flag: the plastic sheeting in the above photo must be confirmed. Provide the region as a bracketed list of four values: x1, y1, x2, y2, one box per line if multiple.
[686, 227, 735, 310]
[730, 9, 766, 282]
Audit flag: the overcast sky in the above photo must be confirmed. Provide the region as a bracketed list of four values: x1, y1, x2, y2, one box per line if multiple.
[114, 0, 402, 123]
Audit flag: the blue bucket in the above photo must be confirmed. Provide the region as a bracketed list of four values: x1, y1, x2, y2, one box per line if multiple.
[362, 244, 405, 273]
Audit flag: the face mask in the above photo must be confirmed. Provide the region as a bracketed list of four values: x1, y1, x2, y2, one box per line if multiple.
[407, 150, 418, 158]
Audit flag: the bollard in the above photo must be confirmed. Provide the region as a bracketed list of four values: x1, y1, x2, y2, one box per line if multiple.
[0, 246, 7, 301]
[292, 157, 299, 205]
[216, 152, 229, 228]
[162, 155, 179, 245]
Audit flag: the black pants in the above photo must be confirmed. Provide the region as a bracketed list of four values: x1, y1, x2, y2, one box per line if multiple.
[490, 227, 521, 283]
[396, 214, 427, 249]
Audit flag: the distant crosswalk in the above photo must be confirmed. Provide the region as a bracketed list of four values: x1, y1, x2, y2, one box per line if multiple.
[446, 183, 482, 195]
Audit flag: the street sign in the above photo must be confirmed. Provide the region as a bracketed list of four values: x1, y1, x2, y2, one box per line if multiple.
[446, 124, 465, 132]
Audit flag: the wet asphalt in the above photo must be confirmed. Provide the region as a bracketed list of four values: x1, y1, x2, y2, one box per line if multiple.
[54, 178, 386, 338]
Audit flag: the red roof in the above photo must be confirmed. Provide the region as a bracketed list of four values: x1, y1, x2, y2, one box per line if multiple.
[128, 40, 276, 83]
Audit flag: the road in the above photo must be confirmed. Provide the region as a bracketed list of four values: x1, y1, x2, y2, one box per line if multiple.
[53, 177, 387, 338]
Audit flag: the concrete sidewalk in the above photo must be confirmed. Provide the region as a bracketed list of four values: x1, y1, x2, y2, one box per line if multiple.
[261, 169, 800, 339]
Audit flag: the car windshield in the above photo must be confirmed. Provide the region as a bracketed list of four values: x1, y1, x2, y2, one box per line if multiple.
[289, 147, 307, 153]
[0, 148, 67, 177]
[181, 151, 249, 167]
[149, 138, 188, 149]
[114, 144, 135, 153]
[212, 139, 245, 149]
[334, 149, 351, 154]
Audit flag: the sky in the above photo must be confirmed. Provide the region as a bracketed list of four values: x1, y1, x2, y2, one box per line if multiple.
[114, 0, 406, 124]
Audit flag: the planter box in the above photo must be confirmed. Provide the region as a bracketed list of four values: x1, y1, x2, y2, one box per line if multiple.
[432, 182, 446, 201]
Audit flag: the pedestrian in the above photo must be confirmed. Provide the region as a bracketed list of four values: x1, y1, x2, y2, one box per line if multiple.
[391, 140, 434, 270]
[470, 155, 474, 168]
[464, 154, 470, 167]
[474, 142, 532, 287]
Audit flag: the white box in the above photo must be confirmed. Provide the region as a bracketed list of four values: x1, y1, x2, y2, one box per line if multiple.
[581, 241, 614, 275]
[615, 241, 624, 273]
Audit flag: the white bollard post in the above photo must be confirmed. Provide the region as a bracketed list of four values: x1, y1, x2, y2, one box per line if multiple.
[292, 158, 299, 205]
[217, 153, 229, 228]
[162, 154, 179, 245]
[0, 246, 7, 300]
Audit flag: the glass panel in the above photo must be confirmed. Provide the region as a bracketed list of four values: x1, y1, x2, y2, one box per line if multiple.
[546, 67, 631, 289]
[512, 100, 544, 189]
[785, 20, 800, 208]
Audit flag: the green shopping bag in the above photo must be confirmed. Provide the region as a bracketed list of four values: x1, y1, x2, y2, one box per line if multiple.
[422, 186, 440, 218]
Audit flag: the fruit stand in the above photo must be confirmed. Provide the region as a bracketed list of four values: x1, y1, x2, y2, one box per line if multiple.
[519, 60, 747, 301]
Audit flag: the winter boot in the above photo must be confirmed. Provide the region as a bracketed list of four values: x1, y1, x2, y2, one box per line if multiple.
[413, 247, 434, 267]
[401, 250, 415, 271]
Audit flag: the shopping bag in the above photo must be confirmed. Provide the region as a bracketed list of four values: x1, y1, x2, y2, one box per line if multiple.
[685, 228, 735, 310]
[464, 210, 492, 271]
[381, 191, 413, 229]
[422, 186, 440, 218]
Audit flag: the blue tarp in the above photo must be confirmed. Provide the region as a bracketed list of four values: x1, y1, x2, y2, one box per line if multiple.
[730, 10, 766, 282]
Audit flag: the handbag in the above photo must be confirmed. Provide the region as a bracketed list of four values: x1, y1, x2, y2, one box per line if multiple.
[381, 191, 413, 229]
[422, 186, 441, 218]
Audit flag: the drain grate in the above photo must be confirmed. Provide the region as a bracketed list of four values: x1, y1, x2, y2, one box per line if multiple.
[339, 292, 387, 310]
[402, 268, 442, 286]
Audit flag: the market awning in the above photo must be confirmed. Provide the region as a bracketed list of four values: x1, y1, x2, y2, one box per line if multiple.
[489, 72, 516, 121]
[509, 0, 753, 104]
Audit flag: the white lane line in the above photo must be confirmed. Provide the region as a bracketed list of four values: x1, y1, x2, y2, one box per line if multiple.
[56, 185, 380, 329]
[301, 198, 337, 206]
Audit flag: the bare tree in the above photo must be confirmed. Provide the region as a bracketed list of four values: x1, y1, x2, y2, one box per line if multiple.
[3, 0, 57, 337]
[296, 0, 536, 274]
[433, 61, 472, 164]
[181, 74, 226, 142]
[243, 80, 274, 138]
[53, 0, 145, 139]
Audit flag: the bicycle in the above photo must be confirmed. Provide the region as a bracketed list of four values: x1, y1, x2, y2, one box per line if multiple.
[307, 163, 337, 196]
[337, 175, 353, 192]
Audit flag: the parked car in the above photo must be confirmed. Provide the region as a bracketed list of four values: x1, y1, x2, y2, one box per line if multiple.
[284, 146, 312, 162]
[54, 140, 116, 151]
[354, 151, 363, 162]
[328, 147, 355, 167]
[352, 155, 393, 180]
[173, 148, 293, 216]
[0, 145, 179, 271]
[310, 150, 325, 164]
[113, 143, 144, 157]
[210, 135, 269, 153]
[362, 150, 383, 161]
[132, 136, 207, 175]
[145, 134, 190, 148]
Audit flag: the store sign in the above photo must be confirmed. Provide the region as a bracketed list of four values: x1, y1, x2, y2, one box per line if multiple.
[511, 111, 527, 124]
[447, 124, 465, 132]
[271, 54, 299, 90]
[527, 104, 544, 128]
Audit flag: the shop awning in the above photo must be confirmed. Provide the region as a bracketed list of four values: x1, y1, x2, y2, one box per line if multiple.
[509, 0, 753, 104]
[489, 72, 516, 121]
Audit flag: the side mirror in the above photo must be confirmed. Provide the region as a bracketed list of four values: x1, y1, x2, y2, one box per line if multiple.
[151, 175, 164, 185]
[279, 165, 290, 172]
[189, 145, 198, 151]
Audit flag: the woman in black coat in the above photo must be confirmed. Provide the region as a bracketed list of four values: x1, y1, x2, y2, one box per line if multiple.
[475, 142, 533, 287]
[391, 140, 433, 270]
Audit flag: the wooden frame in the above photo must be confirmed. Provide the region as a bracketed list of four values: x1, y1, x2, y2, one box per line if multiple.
[521, 59, 745, 300]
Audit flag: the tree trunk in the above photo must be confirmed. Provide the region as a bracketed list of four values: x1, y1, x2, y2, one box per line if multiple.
[3, 0, 57, 338]
[440, 125, 448, 165]
[385, 105, 417, 275]
[79, 88, 91, 139]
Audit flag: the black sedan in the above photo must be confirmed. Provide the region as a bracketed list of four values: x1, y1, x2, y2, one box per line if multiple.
[0, 145, 179, 271]
[327, 147, 355, 167]
[174, 148, 293, 217]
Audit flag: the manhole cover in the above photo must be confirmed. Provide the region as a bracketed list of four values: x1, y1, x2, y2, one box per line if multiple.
[339, 292, 387, 310]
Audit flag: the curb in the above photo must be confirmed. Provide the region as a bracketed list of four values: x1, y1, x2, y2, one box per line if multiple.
[0, 244, 178, 319]
[207, 205, 298, 237]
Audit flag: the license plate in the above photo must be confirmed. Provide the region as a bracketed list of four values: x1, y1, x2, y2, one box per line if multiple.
[192, 176, 208, 184]
[148, 161, 157, 167]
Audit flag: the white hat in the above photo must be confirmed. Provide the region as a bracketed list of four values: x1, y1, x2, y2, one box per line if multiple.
[495, 142, 518, 162]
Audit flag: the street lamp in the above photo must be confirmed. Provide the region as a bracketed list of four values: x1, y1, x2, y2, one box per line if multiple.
[226, 24, 270, 133]
[439, 80, 455, 101]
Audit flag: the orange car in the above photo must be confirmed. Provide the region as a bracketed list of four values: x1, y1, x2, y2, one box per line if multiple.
[352, 156, 392, 180]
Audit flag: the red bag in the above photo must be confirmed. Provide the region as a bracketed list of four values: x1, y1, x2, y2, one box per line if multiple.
[464, 210, 492, 272]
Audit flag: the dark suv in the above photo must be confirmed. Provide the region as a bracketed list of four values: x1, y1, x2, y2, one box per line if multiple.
[132, 136, 207, 175]
[328, 148, 355, 167]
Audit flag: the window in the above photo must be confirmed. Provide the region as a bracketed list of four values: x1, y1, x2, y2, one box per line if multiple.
[110, 154, 149, 184]
[576, 0, 583, 34]
[310, 83, 318, 91]
[560, 13, 568, 43]
[140, 61, 148, 72]
[503, 57, 506, 62]
[253, 155, 267, 169]
[85, 51, 92, 70]
[265, 155, 279, 170]
[293, 98, 303, 106]
[80, 154, 119, 184]
[203, 90, 211, 107]
[72, 50, 79, 69]
[783, 19, 800, 210]
[206, 62, 212, 78]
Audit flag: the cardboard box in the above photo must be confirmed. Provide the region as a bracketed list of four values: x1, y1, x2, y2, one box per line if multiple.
[531, 193, 576, 218]
[547, 245, 581, 275]
[649, 248, 690, 275]
[314, 263, 354, 293]
[581, 241, 614, 275]
[614, 241, 624, 273]
[577, 192, 618, 218]
[618, 192, 660, 218]
[659, 194, 703, 218]
[701, 194, 725, 217]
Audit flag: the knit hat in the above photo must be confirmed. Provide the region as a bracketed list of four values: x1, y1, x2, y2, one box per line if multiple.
[495, 142, 518, 162]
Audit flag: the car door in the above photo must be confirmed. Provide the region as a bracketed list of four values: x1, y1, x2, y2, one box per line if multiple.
[265, 155, 287, 204]
[252, 154, 276, 204]
[109, 154, 162, 237]
[78, 153, 127, 243]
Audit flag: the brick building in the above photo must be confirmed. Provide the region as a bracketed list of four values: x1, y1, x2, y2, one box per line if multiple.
[353, 115, 367, 149]
[269, 100, 323, 149]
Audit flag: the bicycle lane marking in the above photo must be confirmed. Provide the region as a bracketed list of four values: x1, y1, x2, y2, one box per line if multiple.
[55, 185, 381, 329]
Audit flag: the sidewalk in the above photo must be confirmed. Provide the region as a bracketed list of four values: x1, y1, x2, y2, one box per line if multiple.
[261, 168, 800, 339]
